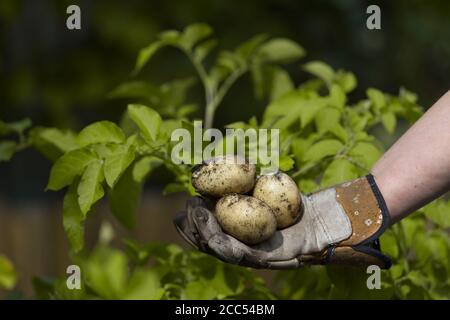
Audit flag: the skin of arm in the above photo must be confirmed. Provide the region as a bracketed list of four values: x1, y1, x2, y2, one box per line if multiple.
[371, 90, 450, 224]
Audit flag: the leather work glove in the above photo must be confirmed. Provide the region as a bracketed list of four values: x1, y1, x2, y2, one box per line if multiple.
[174, 174, 392, 269]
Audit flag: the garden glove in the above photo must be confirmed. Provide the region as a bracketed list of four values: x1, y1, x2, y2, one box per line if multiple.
[174, 174, 392, 269]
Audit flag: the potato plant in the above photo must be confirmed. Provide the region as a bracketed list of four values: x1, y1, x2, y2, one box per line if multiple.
[0, 23, 449, 299]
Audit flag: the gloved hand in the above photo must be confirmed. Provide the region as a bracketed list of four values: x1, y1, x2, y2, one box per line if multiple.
[174, 174, 392, 269]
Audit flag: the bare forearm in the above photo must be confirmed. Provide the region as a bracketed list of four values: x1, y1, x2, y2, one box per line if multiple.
[372, 90, 450, 223]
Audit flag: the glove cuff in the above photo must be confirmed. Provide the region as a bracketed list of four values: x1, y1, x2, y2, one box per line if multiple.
[335, 174, 391, 247]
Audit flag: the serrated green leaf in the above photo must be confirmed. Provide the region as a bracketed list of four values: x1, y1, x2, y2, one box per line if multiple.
[302, 61, 335, 84]
[63, 181, 85, 253]
[77, 121, 125, 147]
[257, 38, 305, 63]
[77, 160, 105, 215]
[303, 139, 343, 163]
[132, 156, 163, 183]
[109, 166, 141, 229]
[104, 144, 136, 188]
[47, 148, 96, 191]
[321, 158, 359, 186]
[0, 141, 16, 162]
[381, 112, 397, 133]
[0, 255, 17, 290]
[128, 104, 162, 142]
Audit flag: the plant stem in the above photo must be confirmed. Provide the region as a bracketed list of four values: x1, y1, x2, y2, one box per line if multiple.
[204, 69, 245, 129]
[184, 47, 246, 129]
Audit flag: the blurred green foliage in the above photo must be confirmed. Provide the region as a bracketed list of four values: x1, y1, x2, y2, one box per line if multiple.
[2, 22, 449, 300]
[1, 0, 450, 300]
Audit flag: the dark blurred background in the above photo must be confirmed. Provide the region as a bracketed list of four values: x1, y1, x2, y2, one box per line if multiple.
[1, 0, 450, 295]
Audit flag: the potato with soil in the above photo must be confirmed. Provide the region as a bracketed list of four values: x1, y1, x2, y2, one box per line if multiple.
[253, 172, 302, 229]
[192, 155, 256, 197]
[215, 194, 277, 245]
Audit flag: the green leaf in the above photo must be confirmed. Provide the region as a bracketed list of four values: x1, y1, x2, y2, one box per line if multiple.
[134, 41, 165, 74]
[235, 34, 268, 60]
[194, 39, 217, 62]
[0, 118, 32, 136]
[63, 181, 86, 253]
[77, 121, 125, 147]
[335, 71, 357, 92]
[104, 144, 136, 188]
[303, 139, 343, 163]
[389, 264, 404, 280]
[348, 142, 381, 168]
[0, 255, 17, 290]
[399, 87, 418, 103]
[124, 269, 164, 300]
[424, 200, 450, 228]
[132, 156, 163, 183]
[315, 107, 341, 135]
[321, 158, 359, 186]
[108, 81, 162, 103]
[77, 160, 105, 215]
[279, 155, 295, 171]
[406, 271, 430, 288]
[47, 148, 96, 191]
[380, 231, 399, 259]
[38, 128, 78, 153]
[0, 141, 16, 162]
[128, 104, 162, 142]
[181, 23, 213, 51]
[367, 88, 386, 111]
[263, 91, 325, 129]
[302, 61, 335, 84]
[184, 280, 219, 300]
[109, 166, 142, 229]
[291, 135, 318, 163]
[328, 85, 346, 109]
[84, 247, 128, 299]
[257, 38, 305, 63]
[381, 112, 397, 134]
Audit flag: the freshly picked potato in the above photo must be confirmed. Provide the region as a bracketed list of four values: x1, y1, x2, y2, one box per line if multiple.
[192, 155, 256, 197]
[253, 172, 302, 229]
[215, 194, 277, 245]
